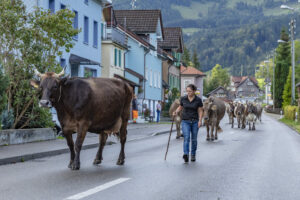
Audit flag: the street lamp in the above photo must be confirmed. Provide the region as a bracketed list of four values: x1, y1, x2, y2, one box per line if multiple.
[281, 4, 297, 105]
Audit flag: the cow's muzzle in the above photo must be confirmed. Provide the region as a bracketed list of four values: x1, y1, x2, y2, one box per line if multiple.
[39, 100, 52, 108]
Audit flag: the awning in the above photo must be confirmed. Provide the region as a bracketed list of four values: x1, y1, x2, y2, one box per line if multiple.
[162, 80, 169, 89]
[125, 68, 145, 80]
[69, 54, 101, 66]
[114, 74, 140, 88]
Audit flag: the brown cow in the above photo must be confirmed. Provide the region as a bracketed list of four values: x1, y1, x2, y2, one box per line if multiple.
[30, 69, 133, 170]
[226, 102, 235, 128]
[234, 103, 245, 129]
[203, 96, 226, 141]
[169, 99, 183, 139]
[246, 102, 257, 131]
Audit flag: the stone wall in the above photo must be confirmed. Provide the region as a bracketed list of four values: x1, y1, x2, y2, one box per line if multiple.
[0, 128, 56, 146]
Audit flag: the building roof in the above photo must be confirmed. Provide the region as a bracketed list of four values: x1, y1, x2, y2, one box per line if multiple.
[237, 76, 259, 88]
[207, 86, 227, 96]
[158, 27, 183, 53]
[114, 10, 164, 38]
[180, 66, 206, 76]
[296, 82, 300, 87]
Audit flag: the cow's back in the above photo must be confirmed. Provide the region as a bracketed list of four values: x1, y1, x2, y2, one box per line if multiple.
[59, 77, 132, 132]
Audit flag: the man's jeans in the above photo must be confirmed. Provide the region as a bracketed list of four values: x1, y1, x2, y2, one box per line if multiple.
[156, 111, 160, 122]
[181, 120, 199, 156]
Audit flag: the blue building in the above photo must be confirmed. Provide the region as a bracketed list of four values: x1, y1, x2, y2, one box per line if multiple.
[114, 10, 164, 117]
[23, 0, 111, 77]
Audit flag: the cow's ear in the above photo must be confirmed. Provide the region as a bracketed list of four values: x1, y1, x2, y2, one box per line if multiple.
[30, 80, 40, 89]
[59, 76, 70, 86]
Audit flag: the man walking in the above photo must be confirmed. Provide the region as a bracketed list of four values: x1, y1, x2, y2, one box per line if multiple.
[156, 101, 162, 123]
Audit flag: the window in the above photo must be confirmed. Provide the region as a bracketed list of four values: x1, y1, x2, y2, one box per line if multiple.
[84, 16, 89, 44]
[60, 3, 66, 9]
[158, 72, 161, 88]
[84, 68, 97, 78]
[184, 80, 191, 89]
[150, 70, 152, 86]
[118, 50, 121, 67]
[49, 0, 55, 13]
[93, 21, 98, 48]
[154, 72, 157, 88]
[114, 48, 118, 66]
[247, 81, 253, 86]
[60, 58, 66, 68]
[101, 23, 104, 39]
[84, 0, 88, 5]
[145, 68, 148, 80]
[73, 11, 78, 40]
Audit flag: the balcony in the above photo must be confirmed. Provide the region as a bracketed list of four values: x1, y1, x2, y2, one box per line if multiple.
[102, 26, 127, 48]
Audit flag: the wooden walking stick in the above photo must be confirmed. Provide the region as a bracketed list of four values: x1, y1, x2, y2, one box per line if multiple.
[164, 116, 175, 160]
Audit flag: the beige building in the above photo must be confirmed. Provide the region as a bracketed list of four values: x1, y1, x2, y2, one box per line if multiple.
[180, 66, 206, 98]
[101, 7, 127, 78]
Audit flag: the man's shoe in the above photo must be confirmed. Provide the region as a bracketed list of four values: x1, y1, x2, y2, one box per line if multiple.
[183, 154, 189, 163]
[191, 155, 196, 162]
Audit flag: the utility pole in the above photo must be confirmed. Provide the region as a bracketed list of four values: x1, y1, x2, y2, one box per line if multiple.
[272, 51, 276, 110]
[290, 18, 296, 105]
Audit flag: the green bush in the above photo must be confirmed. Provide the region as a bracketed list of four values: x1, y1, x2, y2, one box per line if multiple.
[284, 105, 298, 121]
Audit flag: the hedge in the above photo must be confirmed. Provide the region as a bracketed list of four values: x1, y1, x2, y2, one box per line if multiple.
[284, 106, 299, 121]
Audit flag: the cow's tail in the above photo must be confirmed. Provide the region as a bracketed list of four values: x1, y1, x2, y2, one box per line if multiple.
[217, 125, 223, 133]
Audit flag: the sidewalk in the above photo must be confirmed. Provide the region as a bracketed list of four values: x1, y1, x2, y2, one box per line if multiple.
[0, 123, 175, 165]
[263, 111, 282, 120]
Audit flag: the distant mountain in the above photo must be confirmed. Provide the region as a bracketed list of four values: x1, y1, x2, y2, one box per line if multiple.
[113, 0, 300, 75]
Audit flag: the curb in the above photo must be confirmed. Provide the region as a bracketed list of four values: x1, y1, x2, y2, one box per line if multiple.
[0, 130, 171, 166]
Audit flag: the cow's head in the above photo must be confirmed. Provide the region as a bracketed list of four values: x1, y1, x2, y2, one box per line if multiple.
[203, 98, 217, 123]
[247, 103, 256, 114]
[30, 69, 66, 108]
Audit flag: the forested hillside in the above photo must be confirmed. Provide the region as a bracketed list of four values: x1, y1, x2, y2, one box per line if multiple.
[113, 0, 300, 75]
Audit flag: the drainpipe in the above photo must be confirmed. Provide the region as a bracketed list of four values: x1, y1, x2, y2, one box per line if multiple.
[142, 47, 150, 115]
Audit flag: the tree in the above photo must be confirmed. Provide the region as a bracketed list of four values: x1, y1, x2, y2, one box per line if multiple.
[182, 46, 191, 66]
[207, 64, 230, 93]
[272, 29, 291, 108]
[0, 71, 8, 129]
[0, 0, 79, 129]
[192, 49, 201, 70]
[282, 67, 292, 108]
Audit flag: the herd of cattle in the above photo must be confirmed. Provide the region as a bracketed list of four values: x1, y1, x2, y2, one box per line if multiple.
[170, 96, 263, 142]
[31, 69, 264, 170]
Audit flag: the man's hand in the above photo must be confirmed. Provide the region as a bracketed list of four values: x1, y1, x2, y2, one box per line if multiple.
[198, 120, 202, 128]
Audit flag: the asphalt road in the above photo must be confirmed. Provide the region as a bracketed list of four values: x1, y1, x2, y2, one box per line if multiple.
[1, 113, 300, 200]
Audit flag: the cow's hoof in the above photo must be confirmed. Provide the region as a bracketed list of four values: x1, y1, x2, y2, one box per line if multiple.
[252, 127, 256, 131]
[176, 136, 181, 139]
[116, 159, 125, 165]
[215, 136, 218, 140]
[93, 159, 102, 165]
[71, 162, 80, 170]
[68, 160, 74, 169]
[206, 137, 210, 141]
[210, 138, 214, 141]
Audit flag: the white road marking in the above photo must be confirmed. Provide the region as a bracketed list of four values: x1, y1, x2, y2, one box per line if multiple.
[64, 178, 131, 200]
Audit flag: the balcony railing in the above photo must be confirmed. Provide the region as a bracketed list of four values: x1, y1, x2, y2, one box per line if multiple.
[102, 26, 127, 48]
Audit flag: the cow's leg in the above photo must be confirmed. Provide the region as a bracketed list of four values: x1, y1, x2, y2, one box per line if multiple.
[252, 122, 256, 130]
[215, 122, 219, 140]
[210, 125, 214, 141]
[248, 121, 251, 130]
[176, 122, 181, 139]
[72, 124, 88, 170]
[64, 130, 75, 169]
[237, 117, 240, 128]
[231, 116, 234, 128]
[93, 132, 108, 165]
[206, 125, 210, 141]
[117, 123, 127, 165]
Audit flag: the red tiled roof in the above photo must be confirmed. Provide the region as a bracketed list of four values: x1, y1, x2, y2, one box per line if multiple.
[114, 10, 164, 38]
[180, 66, 206, 76]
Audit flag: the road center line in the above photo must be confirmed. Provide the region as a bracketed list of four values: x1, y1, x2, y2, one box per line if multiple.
[64, 178, 131, 200]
